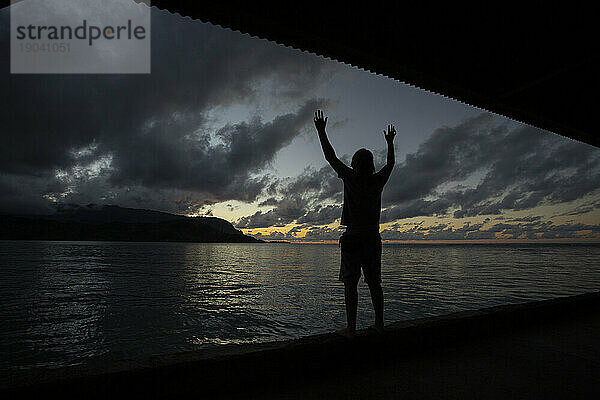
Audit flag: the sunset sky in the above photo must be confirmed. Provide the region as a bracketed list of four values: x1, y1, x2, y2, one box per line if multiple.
[2, 6, 600, 241]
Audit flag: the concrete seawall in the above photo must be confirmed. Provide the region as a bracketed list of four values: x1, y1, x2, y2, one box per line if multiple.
[3, 291, 600, 399]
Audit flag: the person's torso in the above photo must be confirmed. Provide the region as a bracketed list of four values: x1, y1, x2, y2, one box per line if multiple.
[340, 172, 383, 229]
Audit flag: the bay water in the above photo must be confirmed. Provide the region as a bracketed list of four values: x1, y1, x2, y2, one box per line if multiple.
[1, 240, 599, 372]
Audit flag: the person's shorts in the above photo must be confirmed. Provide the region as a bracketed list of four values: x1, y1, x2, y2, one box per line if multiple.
[339, 233, 382, 285]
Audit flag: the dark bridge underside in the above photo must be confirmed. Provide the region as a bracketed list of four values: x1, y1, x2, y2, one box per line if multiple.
[152, 2, 599, 148]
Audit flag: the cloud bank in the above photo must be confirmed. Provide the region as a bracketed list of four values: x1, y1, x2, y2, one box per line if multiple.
[240, 114, 600, 237]
[0, 7, 334, 214]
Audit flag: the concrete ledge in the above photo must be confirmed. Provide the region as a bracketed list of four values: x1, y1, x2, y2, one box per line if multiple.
[2, 291, 600, 398]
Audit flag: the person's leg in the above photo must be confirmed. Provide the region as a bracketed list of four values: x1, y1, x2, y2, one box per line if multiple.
[339, 241, 360, 337]
[365, 236, 383, 332]
[344, 276, 360, 335]
[367, 280, 384, 332]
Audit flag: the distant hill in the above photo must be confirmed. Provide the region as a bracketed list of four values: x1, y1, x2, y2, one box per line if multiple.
[0, 204, 262, 243]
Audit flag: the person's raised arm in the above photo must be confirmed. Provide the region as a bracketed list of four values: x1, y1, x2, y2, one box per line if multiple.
[314, 110, 349, 176]
[378, 124, 396, 181]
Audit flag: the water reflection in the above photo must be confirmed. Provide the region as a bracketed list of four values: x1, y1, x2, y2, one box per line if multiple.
[0, 241, 109, 369]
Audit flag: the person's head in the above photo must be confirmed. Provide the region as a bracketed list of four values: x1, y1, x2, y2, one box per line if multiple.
[351, 148, 375, 175]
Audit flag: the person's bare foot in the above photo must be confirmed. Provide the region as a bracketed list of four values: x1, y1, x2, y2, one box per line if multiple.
[336, 328, 356, 339]
[369, 324, 384, 334]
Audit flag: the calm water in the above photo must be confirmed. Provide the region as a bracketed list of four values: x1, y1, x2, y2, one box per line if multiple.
[1, 240, 600, 372]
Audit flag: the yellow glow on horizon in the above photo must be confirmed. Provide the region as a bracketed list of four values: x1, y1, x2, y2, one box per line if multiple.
[188, 187, 600, 243]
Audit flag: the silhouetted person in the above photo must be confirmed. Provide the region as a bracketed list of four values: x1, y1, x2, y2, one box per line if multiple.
[314, 109, 395, 338]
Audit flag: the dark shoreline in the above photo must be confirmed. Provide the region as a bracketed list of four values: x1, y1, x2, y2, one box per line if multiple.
[2, 291, 599, 398]
[0, 212, 262, 243]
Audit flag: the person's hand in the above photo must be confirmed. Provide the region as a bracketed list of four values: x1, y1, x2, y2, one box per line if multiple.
[314, 109, 328, 132]
[384, 124, 396, 143]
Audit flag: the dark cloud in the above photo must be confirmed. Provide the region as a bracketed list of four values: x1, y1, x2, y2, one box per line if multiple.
[296, 204, 342, 225]
[303, 225, 345, 241]
[237, 113, 600, 230]
[284, 165, 343, 202]
[236, 192, 313, 228]
[552, 200, 600, 217]
[235, 164, 342, 228]
[381, 220, 600, 241]
[0, 172, 66, 214]
[380, 222, 494, 240]
[505, 216, 543, 223]
[0, 7, 335, 214]
[382, 114, 498, 205]
[108, 99, 326, 198]
[247, 225, 314, 241]
[380, 199, 452, 223]
[236, 207, 293, 229]
[249, 230, 286, 241]
[376, 114, 600, 221]
[285, 225, 305, 237]
[487, 220, 600, 240]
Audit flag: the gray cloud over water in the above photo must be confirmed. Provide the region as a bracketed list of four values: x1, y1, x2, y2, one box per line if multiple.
[240, 114, 600, 230]
[0, 7, 334, 214]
